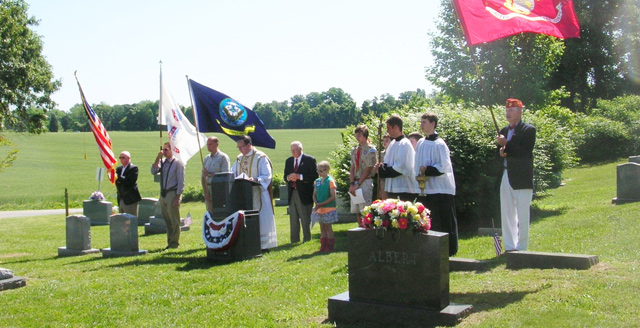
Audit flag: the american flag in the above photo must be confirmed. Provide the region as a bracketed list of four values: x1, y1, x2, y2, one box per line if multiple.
[493, 232, 503, 256]
[76, 78, 117, 184]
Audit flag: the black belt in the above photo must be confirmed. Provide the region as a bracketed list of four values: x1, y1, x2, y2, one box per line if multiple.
[161, 187, 177, 197]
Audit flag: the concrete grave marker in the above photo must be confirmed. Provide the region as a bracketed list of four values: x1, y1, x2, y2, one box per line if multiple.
[0, 268, 26, 291]
[101, 214, 147, 257]
[612, 162, 640, 204]
[136, 197, 158, 225]
[58, 215, 100, 256]
[83, 200, 112, 225]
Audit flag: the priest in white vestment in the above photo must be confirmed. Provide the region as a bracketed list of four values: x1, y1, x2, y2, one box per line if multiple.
[231, 135, 277, 250]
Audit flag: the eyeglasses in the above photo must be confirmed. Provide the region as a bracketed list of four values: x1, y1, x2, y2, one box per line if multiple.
[162, 148, 170, 151]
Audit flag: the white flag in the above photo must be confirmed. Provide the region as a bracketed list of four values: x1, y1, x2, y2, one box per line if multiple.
[159, 74, 206, 166]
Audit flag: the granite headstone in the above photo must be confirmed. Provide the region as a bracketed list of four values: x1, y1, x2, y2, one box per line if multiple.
[328, 228, 472, 326]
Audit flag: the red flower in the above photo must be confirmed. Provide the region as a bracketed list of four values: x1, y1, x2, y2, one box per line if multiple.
[397, 218, 408, 230]
[416, 204, 426, 214]
[398, 206, 405, 213]
[381, 220, 390, 228]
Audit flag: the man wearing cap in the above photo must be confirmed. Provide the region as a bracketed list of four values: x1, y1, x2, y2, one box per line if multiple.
[496, 98, 536, 252]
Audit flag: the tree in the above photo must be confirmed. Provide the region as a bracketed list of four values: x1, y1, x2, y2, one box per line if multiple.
[49, 112, 59, 132]
[0, 0, 61, 131]
[549, 0, 640, 111]
[1, 0, 61, 170]
[427, 0, 564, 108]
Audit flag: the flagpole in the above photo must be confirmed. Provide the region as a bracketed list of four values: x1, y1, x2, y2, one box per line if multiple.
[186, 75, 205, 167]
[451, 4, 500, 135]
[158, 61, 164, 150]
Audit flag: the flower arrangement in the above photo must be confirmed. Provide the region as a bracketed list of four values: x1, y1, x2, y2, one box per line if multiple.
[89, 191, 105, 201]
[361, 198, 431, 232]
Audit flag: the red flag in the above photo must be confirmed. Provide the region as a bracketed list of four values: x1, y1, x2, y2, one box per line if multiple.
[76, 80, 117, 184]
[454, 0, 580, 45]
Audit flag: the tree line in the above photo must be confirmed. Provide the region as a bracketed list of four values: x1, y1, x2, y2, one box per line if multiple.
[43, 88, 430, 132]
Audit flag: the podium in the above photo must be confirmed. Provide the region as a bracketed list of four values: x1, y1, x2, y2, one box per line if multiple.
[208, 173, 234, 217]
[206, 178, 262, 262]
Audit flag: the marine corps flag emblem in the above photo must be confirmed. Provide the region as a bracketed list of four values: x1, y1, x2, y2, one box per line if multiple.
[454, 0, 580, 45]
[188, 79, 276, 149]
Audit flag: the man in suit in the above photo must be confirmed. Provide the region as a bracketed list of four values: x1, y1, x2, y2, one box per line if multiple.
[115, 151, 142, 216]
[497, 98, 536, 252]
[284, 141, 318, 243]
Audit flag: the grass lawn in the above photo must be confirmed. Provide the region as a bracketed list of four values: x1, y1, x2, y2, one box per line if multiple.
[1, 159, 639, 327]
[0, 129, 343, 210]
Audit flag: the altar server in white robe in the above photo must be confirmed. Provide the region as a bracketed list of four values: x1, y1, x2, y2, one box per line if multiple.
[231, 135, 277, 250]
[375, 114, 418, 202]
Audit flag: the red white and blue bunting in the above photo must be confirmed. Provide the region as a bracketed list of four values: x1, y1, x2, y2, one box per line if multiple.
[202, 210, 244, 250]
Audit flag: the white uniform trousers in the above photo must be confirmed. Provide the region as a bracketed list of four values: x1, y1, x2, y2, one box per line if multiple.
[500, 169, 533, 251]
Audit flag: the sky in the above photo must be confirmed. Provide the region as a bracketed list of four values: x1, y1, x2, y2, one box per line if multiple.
[26, 0, 442, 112]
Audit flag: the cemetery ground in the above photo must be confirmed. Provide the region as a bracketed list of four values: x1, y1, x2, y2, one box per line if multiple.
[1, 161, 639, 327]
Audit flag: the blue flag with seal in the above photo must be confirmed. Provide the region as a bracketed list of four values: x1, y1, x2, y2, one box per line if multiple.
[188, 79, 276, 149]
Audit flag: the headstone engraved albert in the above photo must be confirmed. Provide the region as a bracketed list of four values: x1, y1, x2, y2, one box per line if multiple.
[137, 197, 158, 226]
[0, 267, 26, 291]
[58, 215, 100, 256]
[101, 214, 147, 257]
[612, 161, 640, 204]
[328, 228, 472, 327]
[83, 199, 112, 225]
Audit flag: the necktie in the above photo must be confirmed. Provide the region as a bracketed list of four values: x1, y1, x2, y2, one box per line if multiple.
[355, 147, 361, 171]
[293, 158, 299, 188]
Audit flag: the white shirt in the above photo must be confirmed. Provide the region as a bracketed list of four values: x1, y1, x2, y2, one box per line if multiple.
[414, 136, 456, 195]
[384, 137, 418, 193]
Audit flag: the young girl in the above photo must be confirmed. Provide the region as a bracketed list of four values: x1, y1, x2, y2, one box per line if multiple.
[311, 161, 338, 252]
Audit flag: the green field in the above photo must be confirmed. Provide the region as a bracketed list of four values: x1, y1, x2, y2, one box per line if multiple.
[0, 129, 343, 210]
[1, 159, 639, 327]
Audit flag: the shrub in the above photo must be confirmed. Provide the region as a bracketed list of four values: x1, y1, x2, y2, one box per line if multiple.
[182, 184, 204, 203]
[573, 115, 633, 163]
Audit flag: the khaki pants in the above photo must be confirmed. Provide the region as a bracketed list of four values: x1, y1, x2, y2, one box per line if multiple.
[159, 190, 181, 248]
[119, 201, 139, 217]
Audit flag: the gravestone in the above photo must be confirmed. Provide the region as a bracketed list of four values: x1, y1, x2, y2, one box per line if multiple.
[0, 267, 26, 291]
[58, 215, 100, 256]
[629, 155, 640, 164]
[328, 228, 472, 327]
[137, 197, 157, 225]
[612, 162, 640, 204]
[83, 200, 113, 225]
[144, 201, 190, 235]
[101, 214, 147, 257]
[506, 251, 599, 270]
[336, 192, 357, 223]
[275, 185, 288, 206]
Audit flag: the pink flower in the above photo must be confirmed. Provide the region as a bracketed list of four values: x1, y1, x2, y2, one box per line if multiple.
[381, 202, 396, 213]
[416, 203, 426, 214]
[398, 218, 408, 230]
